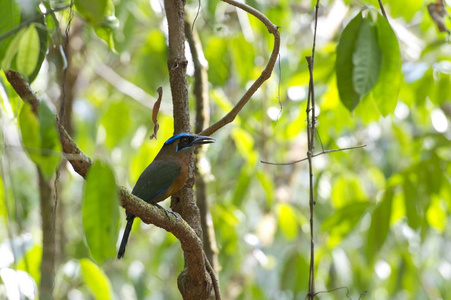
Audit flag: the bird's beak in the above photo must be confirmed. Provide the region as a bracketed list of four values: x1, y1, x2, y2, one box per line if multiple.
[192, 135, 215, 146]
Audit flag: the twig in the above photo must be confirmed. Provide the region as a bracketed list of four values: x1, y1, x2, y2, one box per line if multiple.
[378, 0, 388, 20]
[306, 2, 320, 299]
[199, 0, 280, 137]
[261, 145, 366, 165]
[204, 252, 221, 300]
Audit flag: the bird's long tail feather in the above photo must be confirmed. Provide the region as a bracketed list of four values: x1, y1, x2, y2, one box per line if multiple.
[117, 217, 134, 259]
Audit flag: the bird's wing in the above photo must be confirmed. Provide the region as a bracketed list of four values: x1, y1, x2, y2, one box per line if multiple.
[132, 160, 180, 204]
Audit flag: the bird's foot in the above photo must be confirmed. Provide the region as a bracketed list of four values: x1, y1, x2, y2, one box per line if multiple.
[154, 203, 179, 220]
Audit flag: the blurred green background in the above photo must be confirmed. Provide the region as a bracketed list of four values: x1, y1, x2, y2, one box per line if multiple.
[0, 0, 450, 299]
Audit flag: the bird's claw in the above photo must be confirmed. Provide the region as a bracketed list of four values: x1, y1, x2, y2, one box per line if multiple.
[154, 203, 179, 220]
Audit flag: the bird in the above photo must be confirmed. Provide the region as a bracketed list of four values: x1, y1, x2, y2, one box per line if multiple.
[117, 132, 215, 259]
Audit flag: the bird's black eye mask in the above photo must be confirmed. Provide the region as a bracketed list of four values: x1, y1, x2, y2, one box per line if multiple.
[177, 136, 194, 151]
[164, 133, 215, 152]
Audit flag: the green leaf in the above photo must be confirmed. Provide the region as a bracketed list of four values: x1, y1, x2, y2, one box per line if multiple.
[231, 128, 257, 165]
[256, 171, 274, 207]
[18, 101, 61, 180]
[80, 258, 113, 300]
[1, 27, 25, 71]
[16, 24, 40, 77]
[19, 102, 41, 164]
[0, 0, 21, 60]
[100, 101, 131, 149]
[426, 196, 447, 233]
[82, 161, 119, 264]
[280, 250, 308, 294]
[366, 187, 393, 262]
[372, 14, 402, 116]
[403, 173, 423, 230]
[38, 101, 62, 180]
[352, 17, 381, 96]
[336, 12, 363, 111]
[17, 245, 42, 285]
[331, 175, 367, 208]
[322, 202, 372, 248]
[75, 0, 108, 25]
[276, 203, 298, 240]
[205, 37, 229, 86]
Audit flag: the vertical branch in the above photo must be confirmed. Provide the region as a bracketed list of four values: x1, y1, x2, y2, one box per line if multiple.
[164, 1, 212, 299]
[38, 169, 55, 300]
[185, 21, 219, 272]
[306, 1, 320, 299]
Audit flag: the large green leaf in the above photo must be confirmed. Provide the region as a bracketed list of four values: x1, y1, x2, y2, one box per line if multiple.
[80, 258, 113, 300]
[352, 17, 381, 97]
[336, 12, 363, 111]
[372, 15, 402, 116]
[82, 161, 119, 264]
[366, 187, 393, 262]
[16, 24, 40, 78]
[37, 101, 62, 180]
[0, 0, 21, 60]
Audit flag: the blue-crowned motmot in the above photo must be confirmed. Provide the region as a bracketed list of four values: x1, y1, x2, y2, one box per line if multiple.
[117, 133, 214, 259]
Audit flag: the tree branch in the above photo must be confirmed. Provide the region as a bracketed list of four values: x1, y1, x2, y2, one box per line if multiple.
[186, 19, 221, 300]
[199, 0, 280, 137]
[4, 69, 208, 299]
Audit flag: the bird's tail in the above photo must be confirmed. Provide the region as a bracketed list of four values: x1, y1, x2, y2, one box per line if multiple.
[117, 216, 134, 259]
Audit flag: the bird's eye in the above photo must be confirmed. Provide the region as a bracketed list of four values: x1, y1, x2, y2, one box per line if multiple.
[180, 137, 189, 144]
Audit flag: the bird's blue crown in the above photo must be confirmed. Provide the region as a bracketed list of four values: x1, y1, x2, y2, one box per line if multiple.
[164, 133, 192, 145]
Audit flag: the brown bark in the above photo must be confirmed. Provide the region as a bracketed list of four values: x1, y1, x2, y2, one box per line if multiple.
[38, 169, 55, 300]
[164, 0, 212, 298]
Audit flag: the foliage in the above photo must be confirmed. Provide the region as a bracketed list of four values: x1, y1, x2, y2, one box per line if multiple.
[0, 0, 450, 299]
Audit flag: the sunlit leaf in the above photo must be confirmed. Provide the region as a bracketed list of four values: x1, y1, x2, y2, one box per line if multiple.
[231, 128, 257, 165]
[336, 12, 363, 111]
[426, 196, 447, 233]
[16, 24, 40, 78]
[352, 17, 381, 96]
[372, 15, 402, 116]
[276, 203, 298, 240]
[80, 258, 113, 300]
[366, 187, 393, 262]
[17, 245, 42, 285]
[331, 175, 366, 208]
[82, 161, 119, 264]
[0, 0, 21, 60]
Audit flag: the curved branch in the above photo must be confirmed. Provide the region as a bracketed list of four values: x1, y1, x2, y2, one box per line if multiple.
[5, 70, 206, 295]
[199, 0, 280, 137]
